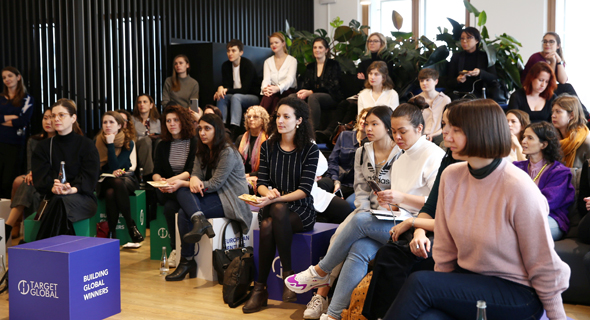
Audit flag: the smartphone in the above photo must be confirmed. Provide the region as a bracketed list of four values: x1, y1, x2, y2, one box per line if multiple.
[367, 180, 381, 193]
[336, 189, 344, 198]
[190, 99, 199, 113]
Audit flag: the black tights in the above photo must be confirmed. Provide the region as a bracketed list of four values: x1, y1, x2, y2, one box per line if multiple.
[258, 202, 303, 284]
[100, 177, 133, 233]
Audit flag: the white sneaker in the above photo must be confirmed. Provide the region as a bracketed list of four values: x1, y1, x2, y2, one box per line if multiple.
[319, 314, 331, 320]
[168, 250, 177, 268]
[303, 293, 329, 319]
[284, 265, 330, 294]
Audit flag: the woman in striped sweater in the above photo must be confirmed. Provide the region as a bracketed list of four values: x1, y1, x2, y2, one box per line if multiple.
[242, 97, 319, 313]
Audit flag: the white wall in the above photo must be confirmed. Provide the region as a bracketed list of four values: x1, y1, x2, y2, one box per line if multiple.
[314, 0, 362, 35]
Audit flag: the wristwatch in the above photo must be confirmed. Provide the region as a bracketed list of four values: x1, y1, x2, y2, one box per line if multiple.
[556, 61, 563, 65]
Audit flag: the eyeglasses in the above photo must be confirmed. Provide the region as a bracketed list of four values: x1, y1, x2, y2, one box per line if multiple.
[368, 40, 381, 44]
[51, 113, 70, 120]
[542, 40, 556, 44]
[460, 36, 474, 42]
[247, 115, 260, 120]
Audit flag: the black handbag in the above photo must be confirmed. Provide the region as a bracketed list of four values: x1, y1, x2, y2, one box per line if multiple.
[222, 252, 254, 308]
[212, 220, 253, 285]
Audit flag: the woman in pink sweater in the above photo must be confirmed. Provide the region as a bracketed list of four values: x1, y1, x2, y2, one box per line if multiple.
[384, 100, 570, 320]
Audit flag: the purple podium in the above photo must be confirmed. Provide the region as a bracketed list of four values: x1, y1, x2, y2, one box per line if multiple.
[254, 222, 338, 304]
[8, 236, 121, 320]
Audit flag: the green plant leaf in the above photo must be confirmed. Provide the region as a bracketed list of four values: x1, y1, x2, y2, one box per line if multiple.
[330, 17, 344, 29]
[334, 26, 354, 42]
[286, 37, 292, 47]
[478, 11, 487, 26]
[447, 18, 463, 41]
[349, 19, 361, 30]
[349, 34, 366, 47]
[285, 20, 291, 38]
[481, 40, 497, 67]
[423, 46, 449, 67]
[391, 31, 413, 40]
[316, 29, 328, 38]
[481, 26, 489, 39]
[392, 10, 404, 30]
[463, 0, 480, 17]
[335, 56, 356, 74]
[419, 36, 435, 48]
[499, 33, 522, 47]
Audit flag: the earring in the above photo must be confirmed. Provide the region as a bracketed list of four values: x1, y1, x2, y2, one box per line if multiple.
[296, 124, 299, 129]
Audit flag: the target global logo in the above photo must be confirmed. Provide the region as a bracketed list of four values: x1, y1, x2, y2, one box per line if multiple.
[158, 228, 169, 239]
[271, 256, 283, 279]
[18, 280, 30, 295]
[17, 280, 59, 298]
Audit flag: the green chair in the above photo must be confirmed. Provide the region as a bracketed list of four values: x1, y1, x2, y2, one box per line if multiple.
[150, 204, 172, 260]
[24, 209, 101, 242]
[96, 190, 147, 245]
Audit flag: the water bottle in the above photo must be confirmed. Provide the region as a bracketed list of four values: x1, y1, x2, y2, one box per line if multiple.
[160, 246, 169, 275]
[476, 300, 487, 320]
[58, 161, 67, 183]
[139, 168, 144, 184]
[482, 87, 487, 99]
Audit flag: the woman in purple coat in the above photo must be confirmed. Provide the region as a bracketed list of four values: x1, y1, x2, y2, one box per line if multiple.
[514, 121, 575, 240]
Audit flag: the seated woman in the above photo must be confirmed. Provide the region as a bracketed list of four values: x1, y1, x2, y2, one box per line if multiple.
[514, 121, 575, 241]
[32, 98, 100, 240]
[522, 32, 567, 85]
[152, 105, 198, 265]
[506, 109, 530, 161]
[294, 37, 343, 130]
[162, 54, 200, 110]
[311, 152, 353, 225]
[317, 108, 370, 211]
[286, 101, 445, 320]
[357, 61, 399, 113]
[95, 111, 142, 242]
[508, 62, 557, 123]
[235, 106, 270, 193]
[4, 109, 55, 242]
[448, 27, 498, 99]
[203, 104, 232, 139]
[384, 99, 570, 320]
[552, 94, 590, 169]
[363, 99, 466, 320]
[241, 97, 319, 313]
[357, 32, 393, 80]
[165, 114, 251, 281]
[259, 32, 298, 115]
[132, 94, 161, 175]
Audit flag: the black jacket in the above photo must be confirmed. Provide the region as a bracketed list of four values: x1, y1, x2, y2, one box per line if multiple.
[221, 57, 259, 96]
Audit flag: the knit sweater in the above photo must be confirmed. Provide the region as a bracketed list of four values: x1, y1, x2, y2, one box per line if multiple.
[162, 76, 199, 108]
[422, 92, 451, 137]
[434, 159, 570, 320]
[260, 55, 298, 94]
[357, 88, 399, 114]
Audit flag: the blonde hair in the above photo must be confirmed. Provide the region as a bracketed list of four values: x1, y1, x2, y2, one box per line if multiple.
[244, 105, 270, 133]
[355, 108, 371, 144]
[366, 32, 387, 55]
[269, 32, 288, 54]
[554, 94, 587, 135]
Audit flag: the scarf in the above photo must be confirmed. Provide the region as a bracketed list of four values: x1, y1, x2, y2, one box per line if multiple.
[561, 125, 589, 168]
[96, 131, 125, 168]
[238, 131, 268, 172]
[468, 158, 502, 179]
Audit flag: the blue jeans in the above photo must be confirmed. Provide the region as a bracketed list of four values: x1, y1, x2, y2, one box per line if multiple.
[384, 270, 544, 320]
[175, 187, 225, 257]
[216, 93, 260, 126]
[547, 215, 564, 241]
[318, 211, 395, 273]
[328, 238, 381, 319]
[345, 193, 356, 211]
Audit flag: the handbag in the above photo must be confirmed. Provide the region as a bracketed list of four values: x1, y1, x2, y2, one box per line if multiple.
[213, 220, 253, 285]
[96, 221, 109, 238]
[35, 137, 54, 221]
[331, 121, 355, 145]
[222, 252, 254, 308]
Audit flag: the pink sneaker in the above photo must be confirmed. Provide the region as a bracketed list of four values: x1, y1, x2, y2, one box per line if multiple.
[284, 266, 330, 294]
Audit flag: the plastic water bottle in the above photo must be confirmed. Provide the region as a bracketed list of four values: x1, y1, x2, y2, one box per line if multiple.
[58, 161, 67, 183]
[482, 87, 487, 99]
[160, 246, 169, 275]
[476, 300, 487, 320]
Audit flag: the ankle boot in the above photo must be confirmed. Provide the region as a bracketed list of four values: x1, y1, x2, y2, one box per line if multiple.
[4, 224, 12, 244]
[282, 270, 297, 302]
[165, 257, 197, 281]
[242, 282, 268, 313]
[128, 221, 144, 243]
[107, 230, 116, 239]
[183, 212, 215, 244]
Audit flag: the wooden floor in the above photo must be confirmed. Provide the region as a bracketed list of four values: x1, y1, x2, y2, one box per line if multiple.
[1, 230, 590, 320]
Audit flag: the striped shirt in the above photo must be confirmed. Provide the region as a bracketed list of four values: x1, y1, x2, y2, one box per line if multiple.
[169, 139, 190, 175]
[257, 141, 319, 230]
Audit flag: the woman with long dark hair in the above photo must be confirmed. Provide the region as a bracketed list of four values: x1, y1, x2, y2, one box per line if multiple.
[162, 55, 200, 110]
[32, 99, 100, 240]
[241, 97, 319, 313]
[165, 113, 251, 281]
[0, 66, 34, 199]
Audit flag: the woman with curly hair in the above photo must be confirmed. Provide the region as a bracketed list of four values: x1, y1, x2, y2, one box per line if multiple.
[95, 111, 142, 243]
[151, 105, 198, 264]
[552, 94, 590, 168]
[508, 62, 557, 123]
[242, 97, 319, 313]
[514, 121, 574, 240]
[235, 106, 270, 190]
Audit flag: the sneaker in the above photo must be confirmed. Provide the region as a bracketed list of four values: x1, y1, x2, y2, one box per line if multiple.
[284, 266, 330, 294]
[168, 250, 177, 268]
[303, 293, 329, 319]
[319, 314, 332, 320]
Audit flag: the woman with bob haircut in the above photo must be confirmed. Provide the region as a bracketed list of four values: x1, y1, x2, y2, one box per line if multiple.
[151, 105, 198, 265]
[357, 61, 399, 113]
[508, 62, 557, 123]
[514, 121, 574, 240]
[32, 98, 100, 240]
[551, 94, 590, 168]
[260, 32, 298, 115]
[506, 109, 531, 161]
[383, 99, 570, 320]
[167, 114, 251, 281]
[241, 97, 319, 313]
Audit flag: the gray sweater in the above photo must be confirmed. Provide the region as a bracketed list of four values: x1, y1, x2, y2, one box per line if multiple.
[192, 144, 252, 233]
[162, 75, 199, 108]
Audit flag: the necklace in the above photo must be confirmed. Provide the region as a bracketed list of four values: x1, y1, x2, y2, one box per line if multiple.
[528, 162, 549, 183]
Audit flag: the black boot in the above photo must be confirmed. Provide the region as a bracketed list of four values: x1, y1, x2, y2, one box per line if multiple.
[282, 270, 297, 302]
[182, 212, 215, 244]
[107, 230, 116, 239]
[165, 257, 197, 281]
[128, 221, 144, 243]
[4, 224, 12, 244]
[242, 282, 268, 313]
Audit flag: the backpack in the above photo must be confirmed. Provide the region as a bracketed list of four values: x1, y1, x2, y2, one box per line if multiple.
[340, 271, 373, 320]
[222, 252, 255, 308]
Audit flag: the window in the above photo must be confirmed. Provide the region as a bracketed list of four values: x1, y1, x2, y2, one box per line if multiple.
[421, 0, 465, 42]
[375, 0, 413, 35]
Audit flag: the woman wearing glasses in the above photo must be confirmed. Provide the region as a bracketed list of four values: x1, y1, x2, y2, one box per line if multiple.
[522, 32, 568, 85]
[235, 106, 270, 193]
[31, 98, 100, 240]
[357, 32, 393, 80]
[448, 27, 498, 99]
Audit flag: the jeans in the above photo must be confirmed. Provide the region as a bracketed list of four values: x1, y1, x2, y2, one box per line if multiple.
[318, 211, 395, 273]
[175, 187, 225, 257]
[216, 93, 260, 126]
[548, 215, 564, 241]
[327, 238, 382, 319]
[384, 270, 544, 320]
[345, 193, 356, 211]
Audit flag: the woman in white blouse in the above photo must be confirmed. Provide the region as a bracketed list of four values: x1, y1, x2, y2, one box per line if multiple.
[357, 61, 399, 114]
[260, 32, 298, 115]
